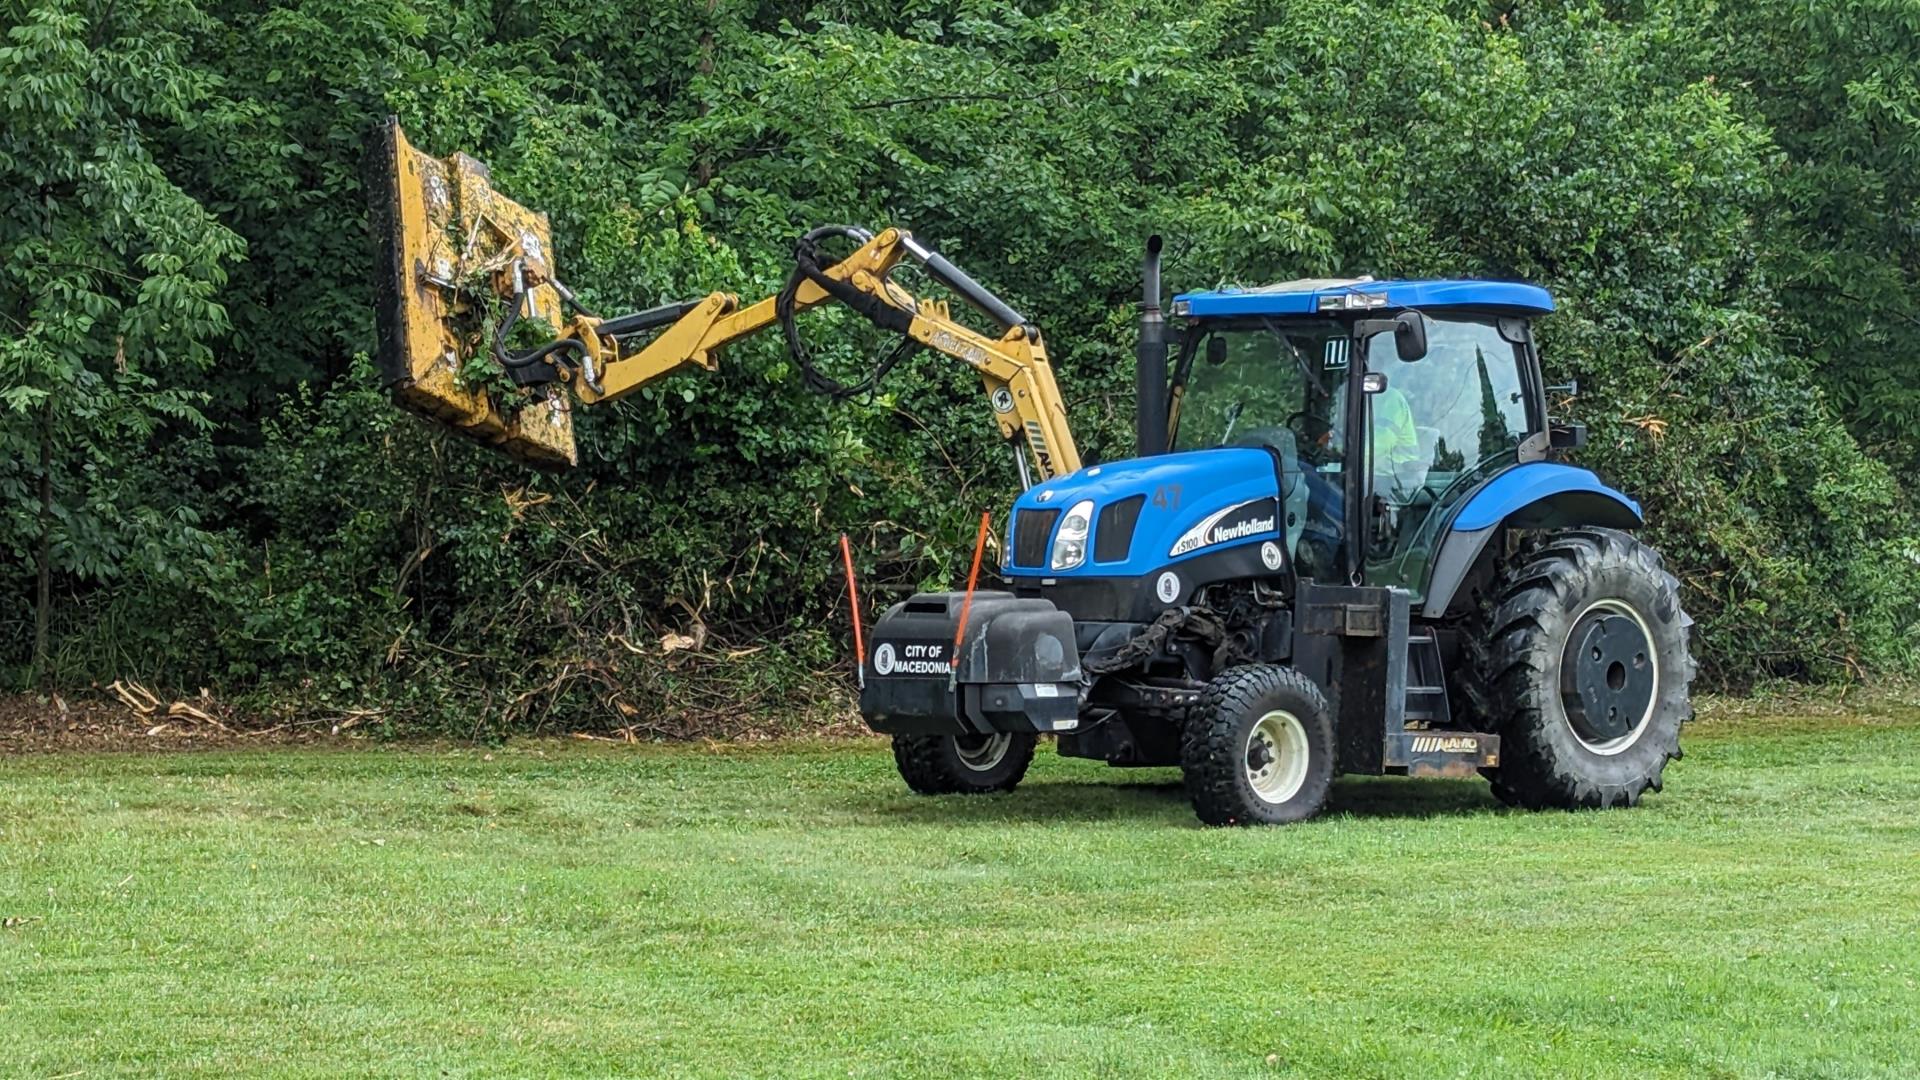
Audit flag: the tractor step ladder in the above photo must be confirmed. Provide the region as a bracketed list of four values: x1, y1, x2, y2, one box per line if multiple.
[1298, 582, 1499, 777]
[1402, 630, 1453, 728]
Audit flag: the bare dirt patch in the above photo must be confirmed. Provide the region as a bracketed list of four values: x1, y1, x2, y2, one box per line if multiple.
[0, 685, 869, 754]
[0, 690, 347, 753]
[9, 681, 1905, 755]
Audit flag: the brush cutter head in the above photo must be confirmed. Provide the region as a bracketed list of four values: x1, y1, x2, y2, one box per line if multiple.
[366, 117, 577, 468]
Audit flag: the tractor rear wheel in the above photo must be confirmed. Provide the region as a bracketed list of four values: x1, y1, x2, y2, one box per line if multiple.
[891, 732, 1036, 795]
[1180, 665, 1335, 826]
[1468, 528, 1694, 809]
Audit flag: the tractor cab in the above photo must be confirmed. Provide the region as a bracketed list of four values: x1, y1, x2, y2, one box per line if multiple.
[1164, 279, 1560, 598]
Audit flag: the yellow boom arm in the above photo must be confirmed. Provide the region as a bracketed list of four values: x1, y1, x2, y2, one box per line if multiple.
[369, 120, 1078, 480]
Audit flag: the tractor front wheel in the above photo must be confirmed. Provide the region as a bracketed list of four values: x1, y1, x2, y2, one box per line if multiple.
[1181, 665, 1336, 826]
[891, 732, 1036, 795]
[1471, 528, 1695, 809]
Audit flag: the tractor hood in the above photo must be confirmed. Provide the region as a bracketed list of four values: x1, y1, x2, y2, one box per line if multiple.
[1005, 447, 1285, 577]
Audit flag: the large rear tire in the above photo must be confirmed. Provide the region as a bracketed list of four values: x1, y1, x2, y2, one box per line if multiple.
[1468, 528, 1694, 809]
[891, 732, 1036, 795]
[1180, 665, 1336, 826]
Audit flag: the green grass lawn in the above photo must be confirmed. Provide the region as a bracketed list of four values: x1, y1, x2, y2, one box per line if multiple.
[3, 702, 1917, 1078]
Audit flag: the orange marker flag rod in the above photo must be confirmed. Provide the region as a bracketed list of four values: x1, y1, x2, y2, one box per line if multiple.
[839, 533, 865, 690]
[951, 511, 993, 665]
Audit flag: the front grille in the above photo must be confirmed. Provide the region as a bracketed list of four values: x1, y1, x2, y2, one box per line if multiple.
[1012, 508, 1059, 567]
[1094, 495, 1144, 563]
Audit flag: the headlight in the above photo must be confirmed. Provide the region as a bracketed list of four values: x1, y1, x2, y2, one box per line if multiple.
[1050, 500, 1095, 570]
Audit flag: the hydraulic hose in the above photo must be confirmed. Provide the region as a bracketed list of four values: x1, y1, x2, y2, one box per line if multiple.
[776, 225, 920, 400]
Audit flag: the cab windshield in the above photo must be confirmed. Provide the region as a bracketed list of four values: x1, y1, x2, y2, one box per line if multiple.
[1171, 319, 1346, 457]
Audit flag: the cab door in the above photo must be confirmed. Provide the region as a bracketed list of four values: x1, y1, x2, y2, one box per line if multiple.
[1359, 315, 1543, 598]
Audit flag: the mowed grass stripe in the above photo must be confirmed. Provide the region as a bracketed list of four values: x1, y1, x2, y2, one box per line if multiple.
[1, 703, 1915, 1077]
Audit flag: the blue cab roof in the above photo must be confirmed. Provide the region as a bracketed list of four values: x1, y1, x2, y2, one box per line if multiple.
[1174, 277, 1555, 318]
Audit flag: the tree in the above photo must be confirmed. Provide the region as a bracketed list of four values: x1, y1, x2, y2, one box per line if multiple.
[0, 0, 242, 685]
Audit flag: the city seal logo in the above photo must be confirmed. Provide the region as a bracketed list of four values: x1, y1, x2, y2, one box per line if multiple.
[1260, 541, 1283, 570]
[870, 642, 952, 676]
[1156, 571, 1181, 604]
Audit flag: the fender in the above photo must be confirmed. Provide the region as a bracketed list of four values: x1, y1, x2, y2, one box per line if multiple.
[1421, 462, 1643, 618]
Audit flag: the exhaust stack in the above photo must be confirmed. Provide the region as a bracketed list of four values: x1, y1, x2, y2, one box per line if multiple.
[1135, 234, 1168, 457]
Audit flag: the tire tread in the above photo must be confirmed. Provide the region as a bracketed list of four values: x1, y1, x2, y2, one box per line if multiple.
[1463, 528, 1696, 810]
[891, 732, 1035, 795]
[1181, 665, 1333, 826]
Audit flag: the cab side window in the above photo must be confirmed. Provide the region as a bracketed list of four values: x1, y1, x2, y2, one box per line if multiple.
[1389, 319, 1528, 487]
[1364, 316, 1533, 592]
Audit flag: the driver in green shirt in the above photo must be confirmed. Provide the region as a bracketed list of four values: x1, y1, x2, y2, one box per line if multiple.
[1297, 379, 1426, 574]
[1320, 379, 1425, 493]
[1362, 383, 1424, 499]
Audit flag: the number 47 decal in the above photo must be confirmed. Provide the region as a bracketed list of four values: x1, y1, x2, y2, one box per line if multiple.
[1153, 485, 1182, 510]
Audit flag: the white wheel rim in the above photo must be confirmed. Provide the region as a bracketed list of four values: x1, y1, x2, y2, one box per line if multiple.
[1245, 710, 1311, 803]
[1565, 597, 1660, 756]
[955, 733, 1011, 772]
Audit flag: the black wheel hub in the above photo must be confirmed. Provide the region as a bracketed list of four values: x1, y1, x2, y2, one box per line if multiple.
[1560, 605, 1655, 748]
[1246, 739, 1275, 774]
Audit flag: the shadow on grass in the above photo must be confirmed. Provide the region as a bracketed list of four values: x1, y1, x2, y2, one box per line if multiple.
[1326, 775, 1501, 819]
[874, 776, 1192, 827]
[872, 772, 1500, 827]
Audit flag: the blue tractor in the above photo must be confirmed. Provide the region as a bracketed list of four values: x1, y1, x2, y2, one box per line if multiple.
[861, 241, 1695, 825]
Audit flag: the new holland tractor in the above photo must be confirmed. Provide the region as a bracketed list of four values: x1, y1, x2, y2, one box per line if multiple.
[860, 242, 1695, 825]
[369, 122, 1693, 827]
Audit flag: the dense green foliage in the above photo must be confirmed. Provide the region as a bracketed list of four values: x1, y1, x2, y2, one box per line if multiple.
[2, 0, 1916, 729]
[0, 0, 242, 683]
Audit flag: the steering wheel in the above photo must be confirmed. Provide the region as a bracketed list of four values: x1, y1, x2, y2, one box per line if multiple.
[1287, 411, 1335, 465]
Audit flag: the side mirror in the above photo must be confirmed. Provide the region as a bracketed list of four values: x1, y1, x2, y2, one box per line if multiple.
[1353, 310, 1428, 362]
[1391, 310, 1427, 362]
[1205, 335, 1228, 366]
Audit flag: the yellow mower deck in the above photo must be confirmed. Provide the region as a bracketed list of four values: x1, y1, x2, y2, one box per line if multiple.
[366, 118, 577, 468]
